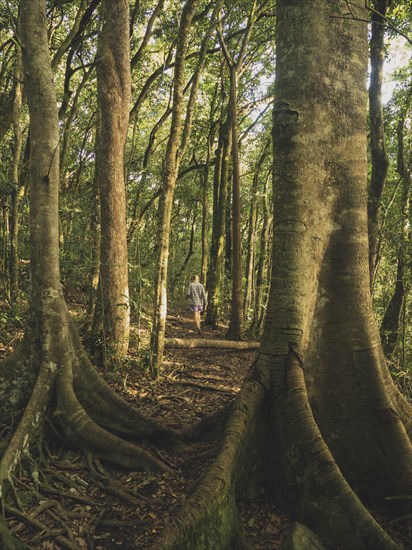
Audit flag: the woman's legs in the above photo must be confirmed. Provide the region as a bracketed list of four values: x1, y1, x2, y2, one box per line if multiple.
[193, 310, 201, 332]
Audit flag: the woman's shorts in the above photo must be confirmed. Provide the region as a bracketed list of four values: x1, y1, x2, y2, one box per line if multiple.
[190, 305, 203, 312]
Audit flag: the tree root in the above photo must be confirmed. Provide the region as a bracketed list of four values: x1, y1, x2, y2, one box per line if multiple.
[0, 306, 177, 491]
[154, 362, 268, 548]
[5, 504, 79, 550]
[0, 515, 29, 550]
[86, 456, 148, 506]
[155, 354, 405, 549]
[69, 321, 182, 446]
[269, 353, 402, 550]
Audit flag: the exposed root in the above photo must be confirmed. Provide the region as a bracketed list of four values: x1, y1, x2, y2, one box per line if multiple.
[0, 357, 57, 485]
[154, 363, 268, 548]
[0, 515, 29, 550]
[380, 357, 412, 439]
[182, 404, 231, 442]
[69, 321, 182, 446]
[270, 352, 402, 550]
[86, 456, 147, 506]
[5, 504, 78, 550]
[56, 374, 173, 472]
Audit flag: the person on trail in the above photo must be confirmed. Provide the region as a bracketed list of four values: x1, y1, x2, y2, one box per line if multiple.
[186, 275, 207, 334]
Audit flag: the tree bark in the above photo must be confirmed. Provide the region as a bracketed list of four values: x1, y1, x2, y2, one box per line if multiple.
[218, 1, 258, 341]
[368, 0, 390, 286]
[250, 169, 272, 337]
[205, 105, 232, 327]
[9, 46, 24, 303]
[225, 65, 244, 340]
[244, 141, 270, 319]
[95, 0, 131, 364]
[150, 0, 199, 376]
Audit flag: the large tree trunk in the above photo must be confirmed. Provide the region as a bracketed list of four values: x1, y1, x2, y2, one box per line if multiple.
[154, 1, 412, 548]
[94, 0, 131, 364]
[149, 0, 199, 376]
[0, 2, 180, 532]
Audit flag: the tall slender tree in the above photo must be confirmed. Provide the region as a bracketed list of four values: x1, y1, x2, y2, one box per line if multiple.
[150, 0, 199, 375]
[217, 0, 259, 340]
[8, 45, 23, 303]
[93, 0, 131, 363]
[368, 0, 391, 285]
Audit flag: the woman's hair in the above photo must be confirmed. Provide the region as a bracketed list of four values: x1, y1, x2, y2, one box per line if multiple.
[192, 275, 199, 282]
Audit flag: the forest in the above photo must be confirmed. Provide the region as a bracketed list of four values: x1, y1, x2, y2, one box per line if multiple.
[0, 0, 411, 548]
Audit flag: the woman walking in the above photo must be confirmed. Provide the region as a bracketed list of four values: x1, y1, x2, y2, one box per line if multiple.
[187, 275, 207, 334]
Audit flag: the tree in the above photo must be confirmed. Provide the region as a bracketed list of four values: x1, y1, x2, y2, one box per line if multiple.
[217, 0, 262, 340]
[149, 0, 199, 375]
[8, 44, 23, 303]
[380, 85, 412, 358]
[155, 1, 412, 548]
[243, 138, 270, 319]
[92, 0, 131, 364]
[0, 4, 178, 540]
[368, 0, 391, 285]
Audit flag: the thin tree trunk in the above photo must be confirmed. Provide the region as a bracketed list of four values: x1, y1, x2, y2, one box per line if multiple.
[244, 142, 269, 318]
[171, 204, 197, 288]
[368, 0, 390, 286]
[205, 109, 232, 327]
[9, 47, 24, 303]
[86, 113, 101, 335]
[225, 66, 243, 340]
[217, 1, 258, 340]
[251, 170, 272, 337]
[95, 0, 131, 364]
[200, 140, 212, 285]
[149, 0, 199, 375]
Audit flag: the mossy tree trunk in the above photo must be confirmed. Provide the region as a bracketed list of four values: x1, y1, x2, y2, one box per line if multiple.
[205, 103, 232, 327]
[93, 0, 131, 364]
[368, 0, 390, 286]
[0, 0, 179, 520]
[154, 1, 412, 548]
[8, 46, 24, 303]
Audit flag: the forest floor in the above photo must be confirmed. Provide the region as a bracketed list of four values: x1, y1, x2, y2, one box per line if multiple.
[3, 307, 411, 549]
[4, 307, 293, 550]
